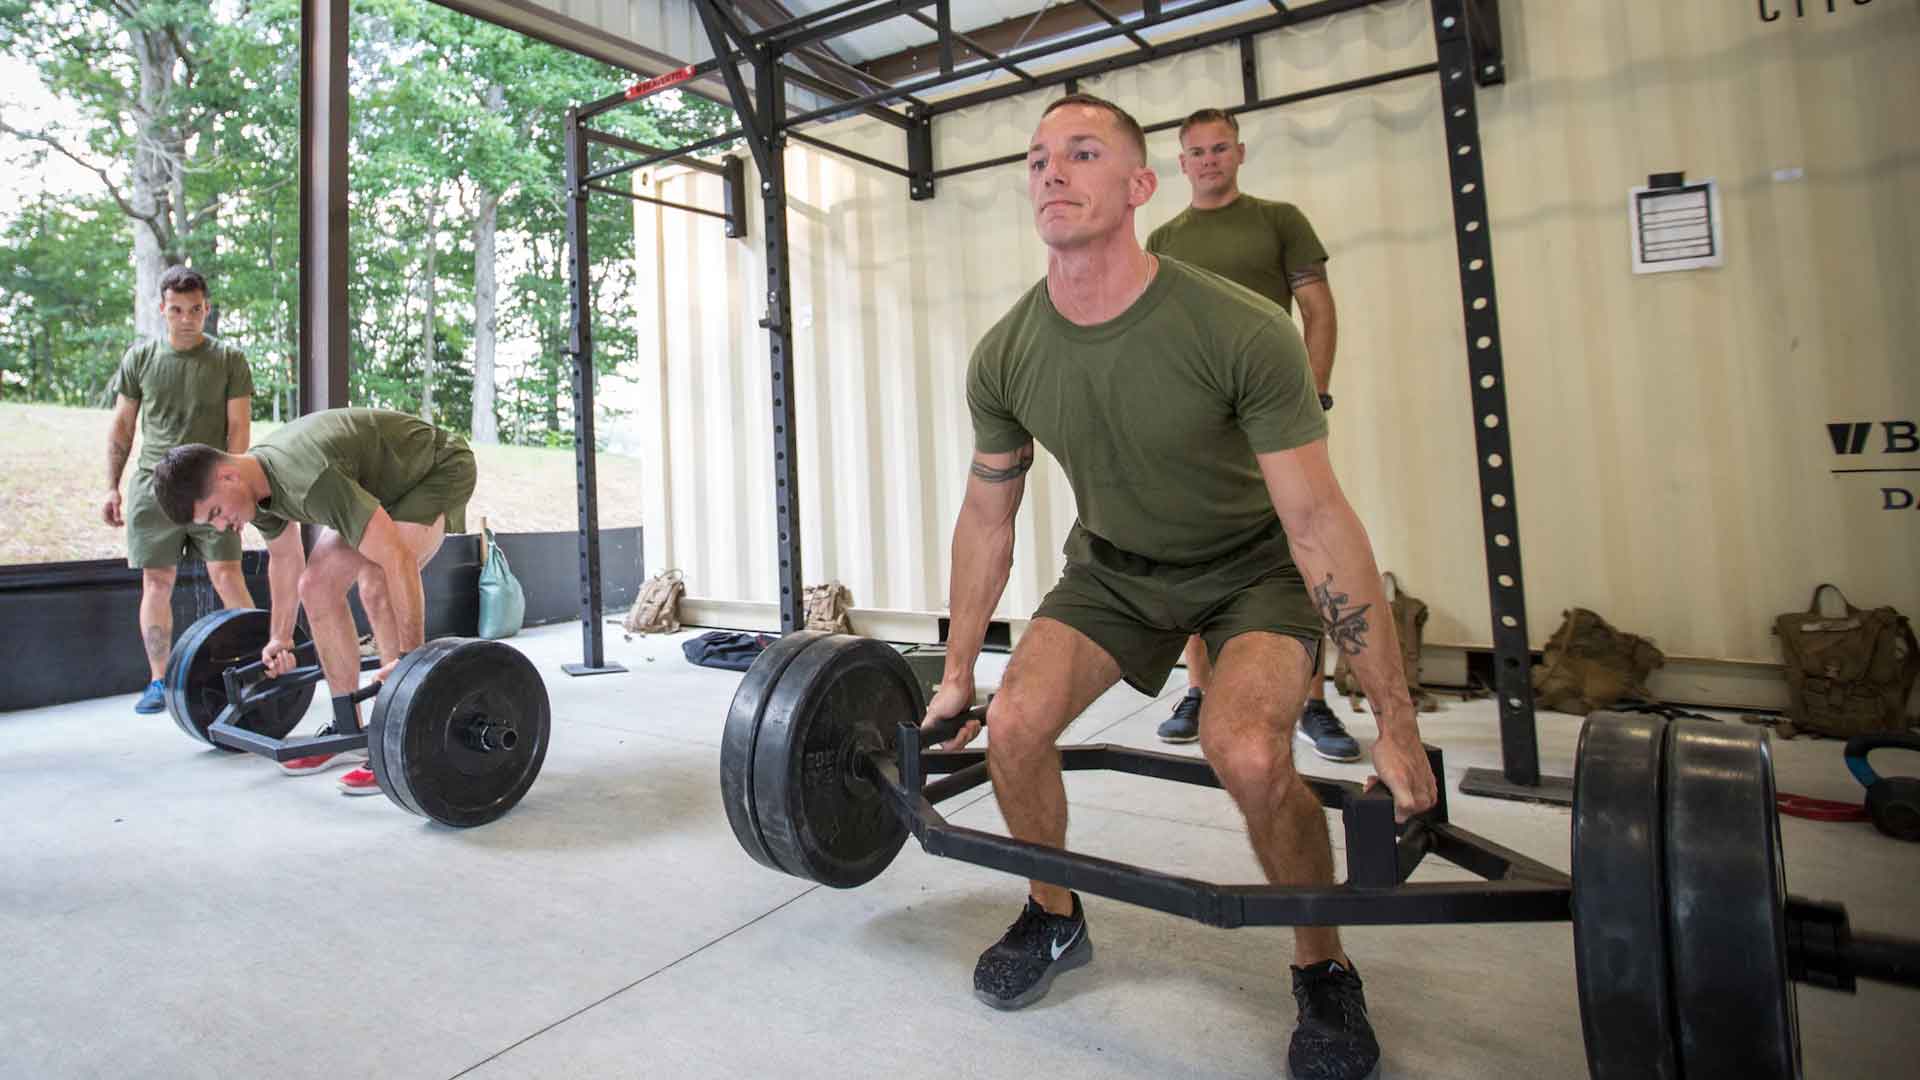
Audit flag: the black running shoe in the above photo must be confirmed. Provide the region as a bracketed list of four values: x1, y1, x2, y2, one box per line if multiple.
[1157, 689, 1203, 743]
[1296, 700, 1361, 762]
[973, 893, 1092, 1010]
[1288, 959, 1381, 1080]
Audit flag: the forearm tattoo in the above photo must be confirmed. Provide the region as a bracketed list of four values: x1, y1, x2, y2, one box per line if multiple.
[107, 432, 132, 487]
[1287, 261, 1328, 290]
[970, 445, 1034, 484]
[1312, 574, 1372, 655]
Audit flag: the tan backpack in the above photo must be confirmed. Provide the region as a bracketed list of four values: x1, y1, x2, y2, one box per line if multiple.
[803, 580, 855, 634]
[624, 569, 686, 635]
[1532, 608, 1665, 716]
[1774, 585, 1919, 737]
[1333, 572, 1438, 712]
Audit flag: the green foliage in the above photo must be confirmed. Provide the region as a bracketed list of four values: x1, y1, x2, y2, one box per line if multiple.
[0, 194, 134, 403]
[0, 0, 733, 441]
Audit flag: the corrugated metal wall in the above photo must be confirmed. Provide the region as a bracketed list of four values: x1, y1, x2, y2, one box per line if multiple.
[625, 0, 1919, 662]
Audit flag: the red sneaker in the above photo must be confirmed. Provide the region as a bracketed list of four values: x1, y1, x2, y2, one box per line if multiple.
[338, 764, 382, 796]
[278, 725, 366, 777]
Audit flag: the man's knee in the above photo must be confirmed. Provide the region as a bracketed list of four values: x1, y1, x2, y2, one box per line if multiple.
[1200, 705, 1301, 799]
[984, 690, 1065, 764]
[141, 567, 178, 595]
[298, 557, 355, 606]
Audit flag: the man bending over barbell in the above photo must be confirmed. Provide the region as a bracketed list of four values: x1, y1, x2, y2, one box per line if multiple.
[152, 407, 476, 797]
[919, 94, 1437, 1080]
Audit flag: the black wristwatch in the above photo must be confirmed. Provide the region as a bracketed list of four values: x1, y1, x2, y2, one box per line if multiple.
[1318, 392, 1335, 412]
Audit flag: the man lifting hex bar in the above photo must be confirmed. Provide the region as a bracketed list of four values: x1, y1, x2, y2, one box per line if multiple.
[920, 94, 1436, 1080]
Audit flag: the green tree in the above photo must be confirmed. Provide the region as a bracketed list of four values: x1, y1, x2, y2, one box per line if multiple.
[0, 192, 134, 403]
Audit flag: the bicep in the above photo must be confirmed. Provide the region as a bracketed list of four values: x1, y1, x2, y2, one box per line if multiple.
[1256, 439, 1341, 533]
[1291, 276, 1335, 321]
[111, 395, 139, 431]
[225, 398, 251, 445]
[961, 442, 1033, 527]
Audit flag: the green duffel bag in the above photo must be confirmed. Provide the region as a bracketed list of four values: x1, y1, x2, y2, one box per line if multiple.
[477, 523, 526, 641]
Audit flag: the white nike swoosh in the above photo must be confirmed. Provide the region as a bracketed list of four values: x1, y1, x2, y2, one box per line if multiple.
[1050, 923, 1083, 961]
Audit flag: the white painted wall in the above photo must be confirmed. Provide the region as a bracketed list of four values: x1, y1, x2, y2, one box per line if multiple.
[628, 0, 1919, 663]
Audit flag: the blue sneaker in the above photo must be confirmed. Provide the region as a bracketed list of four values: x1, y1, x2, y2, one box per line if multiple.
[1156, 689, 1203, 743]
[134, 679, 167, 714]
[1295, 700, 1361, 762]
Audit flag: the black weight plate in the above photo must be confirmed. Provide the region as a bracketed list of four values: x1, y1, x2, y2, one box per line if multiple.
[750, 635, 922, 888]
[164, 608, 316, 751]
[1572, 712, 1681, 1080]
[720, 631, 834, 874]
[367, 638, 550, 828]
[1664, 719, 1800, 1079]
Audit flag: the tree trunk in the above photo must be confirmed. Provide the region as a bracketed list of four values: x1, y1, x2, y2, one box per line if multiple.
[129, 25, 184, 341]
[471, 183, 501, 444]
[420, 195, 438, 424]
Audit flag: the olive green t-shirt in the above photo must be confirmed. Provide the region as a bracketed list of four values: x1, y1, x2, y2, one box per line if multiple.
[1145, 195, 1328, 314]
[110, 335, 253, 471]
[967, 258, 1327, 567]
[250, 408, 467, 547]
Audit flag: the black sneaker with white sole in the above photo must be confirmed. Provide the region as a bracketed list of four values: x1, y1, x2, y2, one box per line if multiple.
[1156, 688, 1203, 743]
[973, 893, 1092, 1010]
[1295, 700, 1361, 762]
[1288, 958, 1381, 1080]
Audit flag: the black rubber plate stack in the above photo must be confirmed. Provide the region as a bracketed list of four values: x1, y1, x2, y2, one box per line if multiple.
[1572, 711, 1681, 1080]
[164, 608, 315, 750]
[1664, 718, 1800, 1079]
[367, 638, 550, 828]
[720, 633, 920, 888]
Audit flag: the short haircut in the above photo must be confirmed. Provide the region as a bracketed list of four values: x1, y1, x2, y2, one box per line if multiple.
[1041, 93, 1148, 165]
[1177, 108, 1240, 145]
[159, 264, 209, 300]
[152, 444, 227, 525]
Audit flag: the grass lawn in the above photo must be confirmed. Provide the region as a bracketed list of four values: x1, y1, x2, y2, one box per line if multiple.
[0, 402, 645, 567]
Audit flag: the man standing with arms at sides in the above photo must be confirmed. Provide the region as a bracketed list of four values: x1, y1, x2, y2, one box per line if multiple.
[1146, 108, 1356, 764]
[103, 265, 256, 715]
[922, 94, 1434, 1080]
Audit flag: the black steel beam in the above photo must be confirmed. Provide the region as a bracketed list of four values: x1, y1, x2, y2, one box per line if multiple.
[906, 8, 1036, 83]
[756, 57, 806, 634]
[907, 107, 935, 199]
[1239, 34, 1259, 103]
[298, 0, 349, 414]
[767, 0, 934, 54]
[585, 126, 726, 176]
[722, 155, 749, 239]
[787, 130, 911, 177]
[933, 60, 1433, 182]
[209, 722, 367, 762]
[559, 109, 627, 678]
[1430, 0, 1544, 790]
[583, 127, 747, 187]
[1082, 0, 1153, 51]
[779, 65, 914, 128]
[585, 183, 735, 220]
[1465, 0, 1504, 85]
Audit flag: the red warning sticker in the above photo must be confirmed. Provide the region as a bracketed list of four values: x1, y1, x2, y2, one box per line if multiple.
[625, 65, 696, 101]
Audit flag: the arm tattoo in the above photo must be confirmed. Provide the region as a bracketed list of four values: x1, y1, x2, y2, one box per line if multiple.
[107, 431, 132, 487]
[1312, 574, 1372, 655]
[1287, 261, 1328, 290]
[970, 445, 1034, 484]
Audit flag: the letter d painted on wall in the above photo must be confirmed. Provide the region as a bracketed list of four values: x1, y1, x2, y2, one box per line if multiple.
[1883, 488, 1915, 511]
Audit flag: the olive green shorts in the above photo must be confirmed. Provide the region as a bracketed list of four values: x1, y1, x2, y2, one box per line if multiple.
[125, 470, 243, 569]
[388, 443, 476, 536]
[1033, 520, 1322, 697]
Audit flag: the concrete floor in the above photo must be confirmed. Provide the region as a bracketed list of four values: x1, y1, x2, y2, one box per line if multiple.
[2, 621, 1914, 1079]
